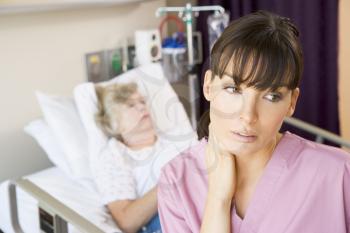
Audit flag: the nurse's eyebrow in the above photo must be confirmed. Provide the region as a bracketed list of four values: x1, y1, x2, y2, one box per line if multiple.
[222, 73, 237, 84]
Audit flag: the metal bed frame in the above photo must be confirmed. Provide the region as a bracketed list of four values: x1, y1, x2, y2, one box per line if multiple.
[7, 179, 106, 233]
[284, 117, 350, 148]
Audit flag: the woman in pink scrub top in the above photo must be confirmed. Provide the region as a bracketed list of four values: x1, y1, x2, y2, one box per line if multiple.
[157, 10, 350, 233]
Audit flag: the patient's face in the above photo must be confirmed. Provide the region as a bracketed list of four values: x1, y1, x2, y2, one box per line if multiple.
[112, 91, 154, 136]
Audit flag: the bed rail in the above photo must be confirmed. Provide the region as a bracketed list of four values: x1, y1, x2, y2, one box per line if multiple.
[8, 179, 106, 233]
[8, 182, 23, 233]
[284, 117, 350, 148]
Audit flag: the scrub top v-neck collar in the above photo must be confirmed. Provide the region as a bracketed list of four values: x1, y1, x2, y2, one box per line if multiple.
[234, 132, 302, 233]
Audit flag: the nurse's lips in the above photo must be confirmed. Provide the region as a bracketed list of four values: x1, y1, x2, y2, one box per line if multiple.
[231, 130, 257, 143]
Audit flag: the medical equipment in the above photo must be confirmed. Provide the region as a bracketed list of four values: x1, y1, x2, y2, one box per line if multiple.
[156, 3, 226, 129]
[159, 15, 187, 83]
[135, 30, 162, 65]
[162, 47, 187, 83]
[86, 46, 130, 83]
[207, 11, 229, 53]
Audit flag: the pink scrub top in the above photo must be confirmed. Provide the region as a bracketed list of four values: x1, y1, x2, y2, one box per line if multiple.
[158, 132, 350, 233]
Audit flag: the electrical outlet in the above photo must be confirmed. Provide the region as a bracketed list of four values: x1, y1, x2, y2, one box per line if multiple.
[127, 45, 136, 70]
[106, 48, 123, 78]
[85, 51, 109, 83]
[85, 45, 135, 82]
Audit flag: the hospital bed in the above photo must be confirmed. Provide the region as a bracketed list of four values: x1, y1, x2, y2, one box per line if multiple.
[1, 63, 349, 233]
[0, 62, 197, 233]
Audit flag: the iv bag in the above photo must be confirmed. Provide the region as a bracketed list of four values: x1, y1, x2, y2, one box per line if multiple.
[207, 12, 230, 53]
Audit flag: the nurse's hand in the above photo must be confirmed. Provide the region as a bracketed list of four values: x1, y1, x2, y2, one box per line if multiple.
[205, 123, 237, 202]
[200, 123, 236, 233]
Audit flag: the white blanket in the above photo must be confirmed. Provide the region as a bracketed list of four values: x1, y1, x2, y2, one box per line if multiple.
[0, 167, 121, 233]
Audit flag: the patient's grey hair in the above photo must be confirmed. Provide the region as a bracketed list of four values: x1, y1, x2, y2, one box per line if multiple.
[95, 82, 138, 139]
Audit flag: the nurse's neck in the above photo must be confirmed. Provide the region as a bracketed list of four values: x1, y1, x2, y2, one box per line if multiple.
[235, 133, 282, 183]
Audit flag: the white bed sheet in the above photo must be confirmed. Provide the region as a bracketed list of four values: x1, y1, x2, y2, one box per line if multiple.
[0, 167, 121, 233]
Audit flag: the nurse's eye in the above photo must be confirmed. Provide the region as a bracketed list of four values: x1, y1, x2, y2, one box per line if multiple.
[224, 85, 241, 94]
[265, 92, 282, 102]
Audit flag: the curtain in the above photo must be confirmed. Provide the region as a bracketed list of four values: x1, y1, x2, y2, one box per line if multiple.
[196, 0, 339, 140]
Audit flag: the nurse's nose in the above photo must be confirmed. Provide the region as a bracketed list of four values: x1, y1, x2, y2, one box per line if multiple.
[239, 96, 258, 125]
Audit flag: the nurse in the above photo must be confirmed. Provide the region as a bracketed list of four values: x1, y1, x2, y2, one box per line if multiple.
[157, 10, 350, 233]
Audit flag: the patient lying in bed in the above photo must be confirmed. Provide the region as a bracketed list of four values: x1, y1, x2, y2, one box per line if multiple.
[92, 82, 194, 233]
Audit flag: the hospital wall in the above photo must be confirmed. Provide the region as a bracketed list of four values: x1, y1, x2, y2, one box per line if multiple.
[339, 0, 350, 144]
[0, 0, 166, 182]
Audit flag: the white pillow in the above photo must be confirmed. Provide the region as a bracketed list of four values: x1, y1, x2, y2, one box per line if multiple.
[73, 83, 108, 158]
[74, 62, 195, 160]
[36, 92, 91, 180]
[24, 119, 71, 176]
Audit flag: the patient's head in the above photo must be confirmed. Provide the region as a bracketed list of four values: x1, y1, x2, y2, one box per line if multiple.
[95, 82, 156, 148]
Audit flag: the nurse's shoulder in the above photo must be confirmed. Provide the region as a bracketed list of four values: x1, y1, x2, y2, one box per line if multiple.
[289, 132, 350, 170]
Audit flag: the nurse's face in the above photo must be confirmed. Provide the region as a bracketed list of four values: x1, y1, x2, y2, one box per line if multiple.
[111, 92, 154, 137]
[203, 69, 299, 157]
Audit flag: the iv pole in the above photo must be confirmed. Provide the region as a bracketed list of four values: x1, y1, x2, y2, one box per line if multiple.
[156, 3, 225, 130]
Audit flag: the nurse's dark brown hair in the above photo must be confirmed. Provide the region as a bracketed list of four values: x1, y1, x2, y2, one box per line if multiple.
[198, 10, 303, 139]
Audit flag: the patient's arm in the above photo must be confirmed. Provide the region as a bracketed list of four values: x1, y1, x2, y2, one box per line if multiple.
[107, 186, 158, 233]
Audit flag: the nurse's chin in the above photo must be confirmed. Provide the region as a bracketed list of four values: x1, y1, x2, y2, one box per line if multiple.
[222, 140, 260, 156]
